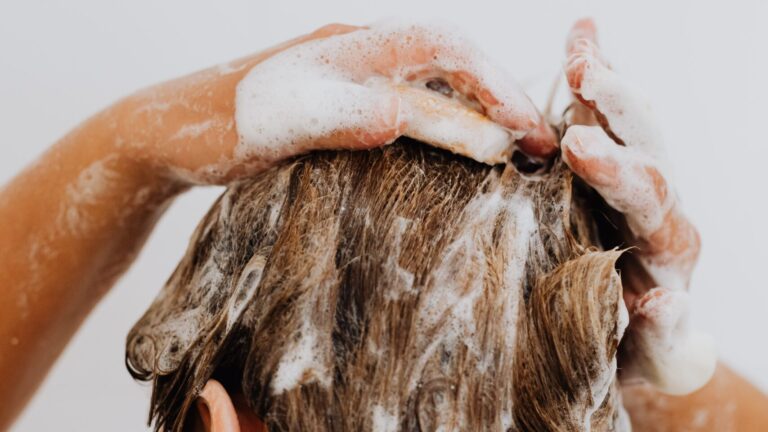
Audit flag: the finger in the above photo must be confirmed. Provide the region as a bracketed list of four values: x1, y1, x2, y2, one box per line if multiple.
[566, 18, 598, 58]
[619, 287, 716, 395]
[307, 23, 365, 39]
[516, 114, 559, 158]
[331, 21, 544, 147]
[235, 79, 402, 162]
[561, 126, 700, 290]
[564, 19, 663, 157]
[395, 85, 513, 164]
[564, 18, 603, 112]
[562, 125, 669, 234]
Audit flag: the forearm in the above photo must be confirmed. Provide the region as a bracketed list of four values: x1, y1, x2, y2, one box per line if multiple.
[623, 363, 768, 431]
[0, 106, 183, 429]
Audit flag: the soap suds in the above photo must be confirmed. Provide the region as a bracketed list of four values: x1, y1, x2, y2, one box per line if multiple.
[572, 43, 667, 166]
[235, 19, 536, 166]
[623, 288, 716, 395]
[395, 84, 515, 164]
[564, 33, 715, 396]
[371, 404, 399, 432]
[409, 180, 536, 393]
[57, 156, 118, 235]
[272, 323, 330, 394]
[582, 357, 616, 432]
[170, 119, 217, 140]
[382, 216, 416, 301]
[562, 125, 673, 237]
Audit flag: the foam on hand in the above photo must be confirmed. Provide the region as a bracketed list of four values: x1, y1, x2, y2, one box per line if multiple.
[577, 48, 667, 166]
[395, 84, 518, 164]
[234, 19, 534, 167]
[623, 288, 717, 395]
[565, 42, 716, 395]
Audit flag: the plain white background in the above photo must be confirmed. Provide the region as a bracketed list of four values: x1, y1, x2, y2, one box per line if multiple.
[1, 0, 765, 430]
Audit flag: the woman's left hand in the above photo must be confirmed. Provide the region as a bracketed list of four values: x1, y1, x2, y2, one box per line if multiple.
[560, 19, 716, 395]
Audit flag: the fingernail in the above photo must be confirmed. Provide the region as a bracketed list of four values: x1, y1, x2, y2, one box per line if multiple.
[562, 128, 586, 157]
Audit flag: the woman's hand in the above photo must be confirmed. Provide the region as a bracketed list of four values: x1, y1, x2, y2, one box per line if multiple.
[116, 21, 555, 185]
[560, 19, 716, 395]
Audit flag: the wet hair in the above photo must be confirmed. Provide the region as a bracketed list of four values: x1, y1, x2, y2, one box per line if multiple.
[126, 139, 628, 431]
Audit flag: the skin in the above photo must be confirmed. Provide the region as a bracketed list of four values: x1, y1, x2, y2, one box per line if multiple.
[623, 364, 768, 431]
[193, 380, 266, 432]
[0, 18, 763, 431]
[563, 20, 714, 394]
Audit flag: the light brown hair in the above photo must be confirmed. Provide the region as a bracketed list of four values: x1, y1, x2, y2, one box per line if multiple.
[126, 139, 628, 431]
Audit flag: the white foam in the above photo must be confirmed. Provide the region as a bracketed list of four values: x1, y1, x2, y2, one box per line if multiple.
[271, 214, 337, 395]
[382, 216, 416, 301]
[152, 308, 205, 373]
[396, 85, 516, 164]
[582, 356, 616, 432]
[235, 19, 535, 167]
[642, 260, 690, 293]
[57, 156, 118, 235]
[578, 57, 666, 164]
[407, 179, 537, 391]
[371, 404, 399, 432]
[501, 192, 537, 353]
[627, 289, 717, 395]
[170, 119, 216, 140]
[272, 323, 331, 394]
[562, 125, 672, 237]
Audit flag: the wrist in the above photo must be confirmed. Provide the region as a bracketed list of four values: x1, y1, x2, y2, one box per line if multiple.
[61, 100, 187, 204]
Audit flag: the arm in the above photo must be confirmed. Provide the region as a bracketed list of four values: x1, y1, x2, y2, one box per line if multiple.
[0, 21, 552, 429]
[623, 363, 768, 431]
[0, 103, 182, 429]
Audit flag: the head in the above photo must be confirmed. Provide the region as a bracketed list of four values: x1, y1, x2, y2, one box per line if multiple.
[126, 139, 629, 431]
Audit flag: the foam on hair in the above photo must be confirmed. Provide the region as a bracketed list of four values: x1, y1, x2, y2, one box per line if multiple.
[126, 139, 628, 431]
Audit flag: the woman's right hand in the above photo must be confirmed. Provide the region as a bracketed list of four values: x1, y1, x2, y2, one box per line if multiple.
[115, 20, 556, 185]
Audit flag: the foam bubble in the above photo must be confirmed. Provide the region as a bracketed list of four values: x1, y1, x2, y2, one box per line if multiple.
[371, 404, 399, 432]
[626, 289, 717, 395]
[579, 59, 666, 164]
[272, 323, 331, 395]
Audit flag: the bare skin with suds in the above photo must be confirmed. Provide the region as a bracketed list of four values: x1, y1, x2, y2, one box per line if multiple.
[562, 19, 715, 396]
[0, 17, 766, 431]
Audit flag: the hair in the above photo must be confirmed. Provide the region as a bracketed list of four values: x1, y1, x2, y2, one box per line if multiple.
[126, 138, 629, 431]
